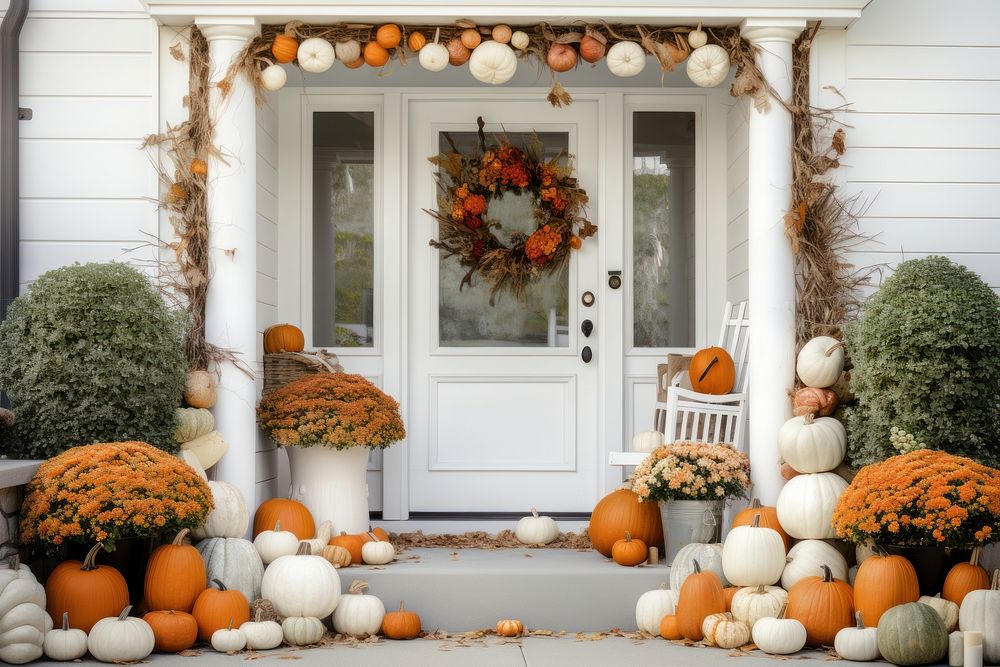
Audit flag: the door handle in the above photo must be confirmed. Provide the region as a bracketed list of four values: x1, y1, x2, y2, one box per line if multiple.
[581, 319, 593, 337]
[581, 346, 593, 363]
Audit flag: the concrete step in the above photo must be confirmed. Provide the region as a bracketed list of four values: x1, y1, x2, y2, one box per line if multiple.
[349, 547, 669, 632]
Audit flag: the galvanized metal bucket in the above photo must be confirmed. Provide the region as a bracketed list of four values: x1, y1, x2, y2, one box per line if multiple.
[660, 500, 724, 562]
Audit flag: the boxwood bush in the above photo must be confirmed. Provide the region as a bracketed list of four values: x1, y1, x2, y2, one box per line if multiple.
[843, 256, 1000, 467]
[0, 263, 187, 459]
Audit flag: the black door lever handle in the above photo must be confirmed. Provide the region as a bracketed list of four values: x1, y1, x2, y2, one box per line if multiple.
[581, 346, 592, 363]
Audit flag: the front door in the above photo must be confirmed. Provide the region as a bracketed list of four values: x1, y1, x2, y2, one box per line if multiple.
[407, 96, 602, 513]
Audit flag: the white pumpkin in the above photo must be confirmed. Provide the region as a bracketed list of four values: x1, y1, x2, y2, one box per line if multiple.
[752, 606, 807, 655]
[959, 570, 1000, 663]
[687, 23, 708, 49]
[703, 612, 750, 649]
[281, 616, 324, 646]
[670, 543, 727, 592]
[775, 472, 848, 539]
[777, 414, 846, 474]
[332, 580, 385, 637]
[253, 520, 300, 565]
[781, 539, 849, 590]
[174, 407, 215, 442]
[196, 537, 264, 602]
[632, 430, 663, 454]
[303, 520, 334, 556]
[181, 430, 229, 470]
[334, 40, 361, 65]
[468, 41, 517, 85]
[211, 623, 247, 653]
[0, 559, 47, 665]
[297, 37, 335, 73]
[919, 594, 959, 633]
[178, 449, 208, 481]
[722, 515, 786, 587]
[635, 583, 677, 635]
[260, 64, 287, 92]
[515, 509, 559, 546]
[419, 28, 449, 72]
[834, 611, 880, 662]
[261, 543, 341, 619]
[44, 612, 88, 662]
[86, 607, 154, 664]
[240, 611, 283, 650]
[361, 537, 395, 566]
[510, 30, 530, 51]
[192, 480, 249, 539]
[606, 41, 646, 77]
[796, 336, 845, 388]
[686, 44, 730, 87]
[731, 585, 787, 629]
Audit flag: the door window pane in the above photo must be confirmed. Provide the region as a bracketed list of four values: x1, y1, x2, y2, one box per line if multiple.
[437, 131, 570, 348]
[632, 111, 696, 348]
[312, 112, 375, 348]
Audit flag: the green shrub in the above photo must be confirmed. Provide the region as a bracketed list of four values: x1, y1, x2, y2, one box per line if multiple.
[843, 256, 1000, 467]
[0, 263, 187, 459]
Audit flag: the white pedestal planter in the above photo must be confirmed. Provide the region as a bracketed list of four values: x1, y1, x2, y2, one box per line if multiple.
[285, 445, 370, 534]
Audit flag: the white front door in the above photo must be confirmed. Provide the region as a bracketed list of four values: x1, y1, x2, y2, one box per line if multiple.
[406, 96, 602, 512]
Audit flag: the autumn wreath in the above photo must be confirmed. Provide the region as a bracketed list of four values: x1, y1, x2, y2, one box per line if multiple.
[428, 117, 596, 301]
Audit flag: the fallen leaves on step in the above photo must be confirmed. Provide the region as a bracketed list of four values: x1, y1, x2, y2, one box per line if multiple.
[392, 528, 592, 551]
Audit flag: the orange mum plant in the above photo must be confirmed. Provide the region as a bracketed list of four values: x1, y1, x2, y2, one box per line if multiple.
[257, 373, 405, 450]
[632, 442, 750, 503]
[833, 449, 1000, 549]
[20, 441, 213, 553]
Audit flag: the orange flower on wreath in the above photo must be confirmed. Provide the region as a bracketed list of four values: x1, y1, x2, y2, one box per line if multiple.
[463, 194, 487, 216]
[525, 225, 562, 265]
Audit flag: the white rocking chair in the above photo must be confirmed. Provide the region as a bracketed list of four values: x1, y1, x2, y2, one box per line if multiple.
[609, 301, 750, 466]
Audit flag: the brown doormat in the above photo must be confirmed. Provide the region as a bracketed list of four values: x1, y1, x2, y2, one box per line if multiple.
[390, 529, 593, 551]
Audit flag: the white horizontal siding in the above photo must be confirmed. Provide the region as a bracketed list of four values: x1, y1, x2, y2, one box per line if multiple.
[813, 0, 1000, 296]
[17, 12, 157, 287]
[726, 97, 749, 302]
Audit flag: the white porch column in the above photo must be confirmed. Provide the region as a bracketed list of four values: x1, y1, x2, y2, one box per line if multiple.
[740, 18, 805, 504]
[198, 17, 260, 515]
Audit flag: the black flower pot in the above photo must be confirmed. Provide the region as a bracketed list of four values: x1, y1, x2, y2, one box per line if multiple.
[884, 544, 971, 596]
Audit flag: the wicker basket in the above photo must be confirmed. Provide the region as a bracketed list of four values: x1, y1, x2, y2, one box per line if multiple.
[262, 349, 344, 395]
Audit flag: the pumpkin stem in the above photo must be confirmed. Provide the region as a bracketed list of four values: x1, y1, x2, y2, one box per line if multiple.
[992, 569, 999, 591]
[255, 609, 263, 623]
[212, 579, 228, 591]
[367, 531, 380, 542]
[348, 580, 369, 595]
[173, 528, 190, 546]
[117, 606, 132, 621]
[82, 543, 104, 571]
[692, 559, 702, 574]
[274, 520, 282, 532]
[698, 356, 719, 383]
[855, 611, 864, 629]
[750, 514, 761, 528]
[6, 554, 19, 570]
[750, 498, 761, 509]
[970, 546, 982, 567]
[62, 611, 70, 632]
[531, 508, 539, 518]
[625, 531, 632, 543]
[659, 582, 668, 590]
[820, 564, 833, 583]
[755, 584, 765, 594]
[432, 27, 441, 44]
[295, 542, 311, 556]
[824, 341, 845, 356]
[228, 618, 235, 631]
[399, 601, 406, 612]
[803, 413, 815, 425]
[776, 603, 788, 620]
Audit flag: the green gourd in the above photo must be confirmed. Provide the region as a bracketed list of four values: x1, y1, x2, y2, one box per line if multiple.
[174, 407, 215, 443]
[877, 602, 947, 666]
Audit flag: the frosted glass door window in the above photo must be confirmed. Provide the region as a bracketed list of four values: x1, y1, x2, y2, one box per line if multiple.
[312, 111, 375, 348]
[437, 131, 571, 348]
[631, 111, 696, 348]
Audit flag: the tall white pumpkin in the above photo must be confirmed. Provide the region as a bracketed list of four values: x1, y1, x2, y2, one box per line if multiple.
[958, 570, 1000, 663]
[192, 480, 249, 539]
[261, 543, 341, 619]
[419, 28, 449, 72]
[635, 583, 677, 635]
[775, 472, 847, 539]
[722, 515, 786, 586]
[795, 336, 845, 388]
[781, 539, 849, 590]
[196, 537, 265, 603]
[468, 40, 517, 84]
[777, 414, 846, 474]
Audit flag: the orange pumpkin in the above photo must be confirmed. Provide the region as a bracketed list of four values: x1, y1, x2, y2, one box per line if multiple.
[547, 43, 578, 73]
[942, 546, 990, 606]
[407, 31, 426, 51]
[779, 460, 802, 481]
[723, 586, 740, 612]
[272, 35, 298, 64]
[688, 346, 736, 394]
[791, 386, 839, 417]
[612, 532, 648, 566]
[787, 564, 854, 647]
[447, 38, 471, 66]
[659, 614, 682, 640]
[363, 42, 390, 67]
[569, 235, 582, 250]
[579, 34, 606, 63]
[263, 323, 305, 354]
[853, 553, 919, 626]
[376, 24, 402, 49]
[460, 28, 482, 49]
[360, 527, 391, 544]
[345, 58, 365, 69]
[253, 498, 316, 540]
[144, 610, 198, 653]
[45, 543, 130, 633]
[589, 488, 663, 558]
[382, 601, 421, 639]
[329, 531, 365, 564]
[191, 580, 250, 642]
[731, 498, 790, 551]
[675, 559, 726, 641]
[144, 529, 206, 613]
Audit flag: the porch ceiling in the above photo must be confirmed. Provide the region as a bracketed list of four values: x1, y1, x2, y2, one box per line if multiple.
[144, 0, 870, 28]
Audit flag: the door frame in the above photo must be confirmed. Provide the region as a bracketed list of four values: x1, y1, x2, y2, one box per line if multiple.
[278, 86, 729, 520]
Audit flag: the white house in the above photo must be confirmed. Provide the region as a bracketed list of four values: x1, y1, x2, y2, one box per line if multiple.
[2, 0, 998, 532]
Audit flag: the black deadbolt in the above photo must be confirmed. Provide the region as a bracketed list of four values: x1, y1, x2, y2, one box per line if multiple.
[608, 270, 622, 290]
[581, 319, 593, 337]
[581, 346, 593, 363]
